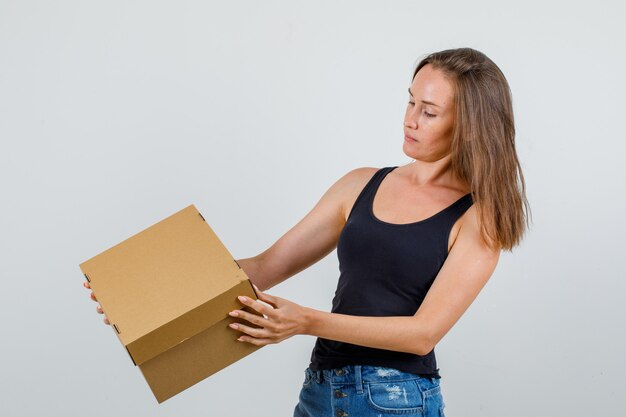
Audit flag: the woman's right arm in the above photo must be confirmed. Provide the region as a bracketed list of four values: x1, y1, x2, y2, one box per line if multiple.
[236, 167, 376, 292]
[85, 167, 377, 323]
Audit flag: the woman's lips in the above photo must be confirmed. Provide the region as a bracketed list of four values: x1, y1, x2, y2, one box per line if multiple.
[404, 135, 418, 142]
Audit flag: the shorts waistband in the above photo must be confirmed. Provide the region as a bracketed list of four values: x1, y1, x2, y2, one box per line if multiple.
[306, 365, 438, 386]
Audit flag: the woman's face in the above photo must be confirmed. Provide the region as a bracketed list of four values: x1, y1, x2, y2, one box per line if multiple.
[403, 64, 456, 162]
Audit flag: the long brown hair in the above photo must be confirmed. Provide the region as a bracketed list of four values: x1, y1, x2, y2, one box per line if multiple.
[412, 47, 531, 252]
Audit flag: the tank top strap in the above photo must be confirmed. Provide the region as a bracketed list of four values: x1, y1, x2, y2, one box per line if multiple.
[446, 193, 474, 222]
[436, 193, 474, 244]
[346, 166, 398, 222]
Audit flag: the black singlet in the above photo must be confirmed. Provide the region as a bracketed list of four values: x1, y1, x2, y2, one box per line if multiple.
[308, 166, 474, 378]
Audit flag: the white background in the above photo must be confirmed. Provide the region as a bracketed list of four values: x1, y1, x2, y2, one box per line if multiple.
[1, 1, 624, 416]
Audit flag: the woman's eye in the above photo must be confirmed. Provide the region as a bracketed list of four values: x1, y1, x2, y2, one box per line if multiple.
[423, 111, 436, 118]
[408, 101, 415, 106]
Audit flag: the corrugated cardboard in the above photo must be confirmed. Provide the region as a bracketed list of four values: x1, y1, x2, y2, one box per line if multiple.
[79, 204, 263, 403]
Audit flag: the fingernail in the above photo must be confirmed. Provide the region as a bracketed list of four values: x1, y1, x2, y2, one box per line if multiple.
[229, 311, 238, 316]
[229, 323, 238, 329]
[238, 296, 248, 302]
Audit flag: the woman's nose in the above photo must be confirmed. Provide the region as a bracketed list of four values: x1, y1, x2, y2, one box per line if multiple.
[404, 118, 417, 129]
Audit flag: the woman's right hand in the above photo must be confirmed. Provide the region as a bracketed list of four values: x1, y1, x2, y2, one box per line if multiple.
[83, 281, 110, 325]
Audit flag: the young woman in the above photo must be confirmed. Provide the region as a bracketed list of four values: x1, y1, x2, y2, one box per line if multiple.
[85, 47, 529, 417]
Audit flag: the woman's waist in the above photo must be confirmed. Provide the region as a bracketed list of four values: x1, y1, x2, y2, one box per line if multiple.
[305, 363, 440, 385]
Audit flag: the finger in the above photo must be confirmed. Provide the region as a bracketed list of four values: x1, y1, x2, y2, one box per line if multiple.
[104, 317, 110, 325]
[96, 305, 103, 314]
[237, 296, 275, 318]
[83, 281, 91, 289]
[90, 292, 98, 302]
[229, 309, 272, 328]
[236, 335, 273, 346]
[228, 322, 267, 338]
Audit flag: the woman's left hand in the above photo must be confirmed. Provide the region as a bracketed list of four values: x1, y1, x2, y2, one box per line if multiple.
[228, 284, 310, 347]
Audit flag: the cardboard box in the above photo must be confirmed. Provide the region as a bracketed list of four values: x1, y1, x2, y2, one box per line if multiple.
[79, 204, 263, 403]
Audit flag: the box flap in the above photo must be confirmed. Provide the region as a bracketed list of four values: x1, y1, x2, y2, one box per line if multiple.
[127, 279, 258, 365]
[79, 204, 251, 365]
[138, 312, 263, 403]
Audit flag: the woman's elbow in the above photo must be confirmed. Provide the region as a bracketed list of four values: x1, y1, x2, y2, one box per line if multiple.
[411, 339, 435, 356]
[408, 325, 436, 356]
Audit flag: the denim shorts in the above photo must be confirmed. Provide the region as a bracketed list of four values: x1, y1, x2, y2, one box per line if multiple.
[293, 365, 446, 417]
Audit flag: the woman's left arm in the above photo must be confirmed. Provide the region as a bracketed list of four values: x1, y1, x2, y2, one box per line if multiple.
[230, 206, 501, 355]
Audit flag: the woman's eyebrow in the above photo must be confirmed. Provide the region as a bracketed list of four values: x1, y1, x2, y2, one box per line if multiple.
[407, 88, 441, 108]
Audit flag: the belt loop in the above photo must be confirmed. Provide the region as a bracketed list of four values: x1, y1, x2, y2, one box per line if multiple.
[355, 365, 363, 394]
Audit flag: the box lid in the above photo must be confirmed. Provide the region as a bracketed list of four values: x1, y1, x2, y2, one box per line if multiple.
[79, 204, 254, 366]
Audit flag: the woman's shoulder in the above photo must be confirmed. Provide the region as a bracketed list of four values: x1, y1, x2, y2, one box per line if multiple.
[335, 166, 383, 194]
[342, 165, 380, 181]
[454, 203, 501, 254]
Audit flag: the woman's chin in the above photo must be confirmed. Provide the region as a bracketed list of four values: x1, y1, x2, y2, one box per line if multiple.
[402, 143, 419, 159]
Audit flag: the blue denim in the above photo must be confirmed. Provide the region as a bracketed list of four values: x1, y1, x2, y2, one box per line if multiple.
[293, 365, 446, 417]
